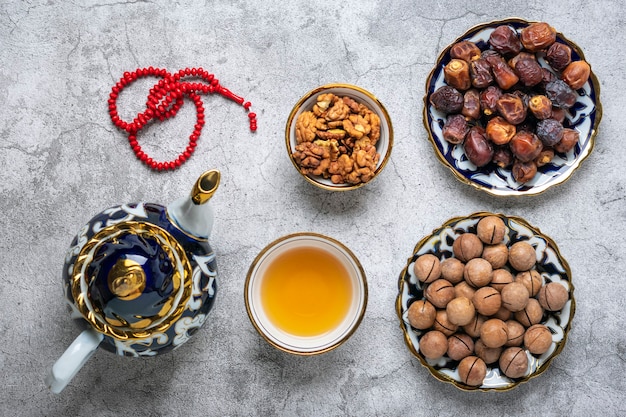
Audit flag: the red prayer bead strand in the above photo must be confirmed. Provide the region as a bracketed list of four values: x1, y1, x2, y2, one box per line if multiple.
[108, 66, 256, 171]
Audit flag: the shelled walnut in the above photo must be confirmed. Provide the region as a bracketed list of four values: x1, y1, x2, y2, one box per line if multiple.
[292, 93, 381, 185]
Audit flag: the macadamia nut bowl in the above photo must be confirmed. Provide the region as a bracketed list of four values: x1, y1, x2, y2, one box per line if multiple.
[286, 84, 393, 191]
[423, 18, 602, 197]
[396, 212, 575, 391]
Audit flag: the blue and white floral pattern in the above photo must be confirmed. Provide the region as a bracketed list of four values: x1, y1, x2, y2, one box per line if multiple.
[397, 212, 575, 391]
[423, 18, 602, 196]
[62, 202, 218, 357]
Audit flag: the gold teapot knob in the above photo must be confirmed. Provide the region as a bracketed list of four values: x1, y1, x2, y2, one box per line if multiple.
[107, 258, 146, 301]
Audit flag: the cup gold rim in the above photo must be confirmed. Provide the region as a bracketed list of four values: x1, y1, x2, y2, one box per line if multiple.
[244, 232, 368, 355]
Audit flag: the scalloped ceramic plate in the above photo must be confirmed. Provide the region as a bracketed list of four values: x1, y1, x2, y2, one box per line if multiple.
[396, 212, 575, 391]
[423, 18, 602, 197]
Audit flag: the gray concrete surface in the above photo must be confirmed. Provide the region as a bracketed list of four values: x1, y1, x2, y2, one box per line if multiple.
[1, 1, 624, 416]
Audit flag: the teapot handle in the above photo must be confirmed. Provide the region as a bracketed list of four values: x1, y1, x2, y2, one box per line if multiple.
[45, 328, 104, 394]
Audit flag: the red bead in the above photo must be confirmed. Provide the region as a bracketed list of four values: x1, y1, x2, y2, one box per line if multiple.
[110, 67, 258, 171]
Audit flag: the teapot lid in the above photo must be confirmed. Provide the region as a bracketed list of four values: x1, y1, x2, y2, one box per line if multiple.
[69, 221, 192, 340]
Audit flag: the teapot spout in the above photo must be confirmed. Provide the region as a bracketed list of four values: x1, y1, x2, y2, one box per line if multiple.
[191, 169, 221, 205]
[168, 169, 221, 240]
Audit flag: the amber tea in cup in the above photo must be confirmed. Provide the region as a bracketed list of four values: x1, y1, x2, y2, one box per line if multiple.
[245, 233, 368, 355]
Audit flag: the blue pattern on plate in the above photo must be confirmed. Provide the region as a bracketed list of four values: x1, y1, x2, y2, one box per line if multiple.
[62, 203, 218, 357]
[424, 19, 601, 196]
[397, 213, 575, 391]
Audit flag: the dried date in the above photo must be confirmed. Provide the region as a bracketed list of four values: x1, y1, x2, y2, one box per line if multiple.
[562, 60, 591, 90]
[510, 131, 543, 162]
[512, 159, 538, 183]
[431, 21, 589, 185]
[464, 126, 494, 167]
[480, 85, 502, 116]
[496, 93, 527, 125]
[536, 119, 564, 146]
[443, 114, 469, 144]
[450, 40, 482, 62]
[545, 80, 577, 109]
[489, 25, 522, 56]
[470, 58, 494, 89]
[553, 128, 580, 153]
[444, 59, 472, 91]
[528, 95, 552, 120]
[462, 89, 481, 120]
[545, 42, 572, 71]
[430, 86, 464, 114]
[520, 22, 556, 52]
[514, 56, 543, 87]
[486, 116, 516, 145]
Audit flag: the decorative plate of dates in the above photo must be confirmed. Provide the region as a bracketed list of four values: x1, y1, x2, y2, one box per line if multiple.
[423, 18, 602, 196]
[396, 212, 575, 391]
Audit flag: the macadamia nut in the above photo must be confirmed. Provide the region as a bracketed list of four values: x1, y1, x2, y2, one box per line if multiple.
[480, 318, 508, 348]
[476, 216, 507, 244]
[425, 279, 456, 308]
[490, 268, 514, 292]
[420, 330, 448, 359]
[514, 298, 543, 327]
[501, 282, 530, 312]
[508, 241, 537, 271]
[433, 310, 458, 336]
[499, 347, 529, 378]
[473, 286, 502, 316]
[505, 320, 525, 346]
[474, 339, 502, 364]
[448, 333, 475, 361]
[458, 356, 487, 386]
[446, 296, 476, 326]
[524, 324, 553, 355]
[441, 257, 465, 284]
[413, 254, 442, 283]
[407, 299, 437, 330]
[464, 258, 493, 287]
[538, 282, 569, 311]
[463, 314, 486, 338]
[482, 243, 509, 269]
[516, 269, 543, 296]
[453, 233, 483, 262]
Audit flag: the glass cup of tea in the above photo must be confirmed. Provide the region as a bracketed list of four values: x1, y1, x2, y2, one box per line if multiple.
[244, 232, 368, 355]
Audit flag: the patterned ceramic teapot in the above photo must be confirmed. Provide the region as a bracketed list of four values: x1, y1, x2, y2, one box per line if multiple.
[46, 170, 221, 393]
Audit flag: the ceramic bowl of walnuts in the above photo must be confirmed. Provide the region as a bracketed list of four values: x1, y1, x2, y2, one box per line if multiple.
[286, 84, 393, 191]
[396, 212, 575, 391]
[424, 18, 602, 196]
